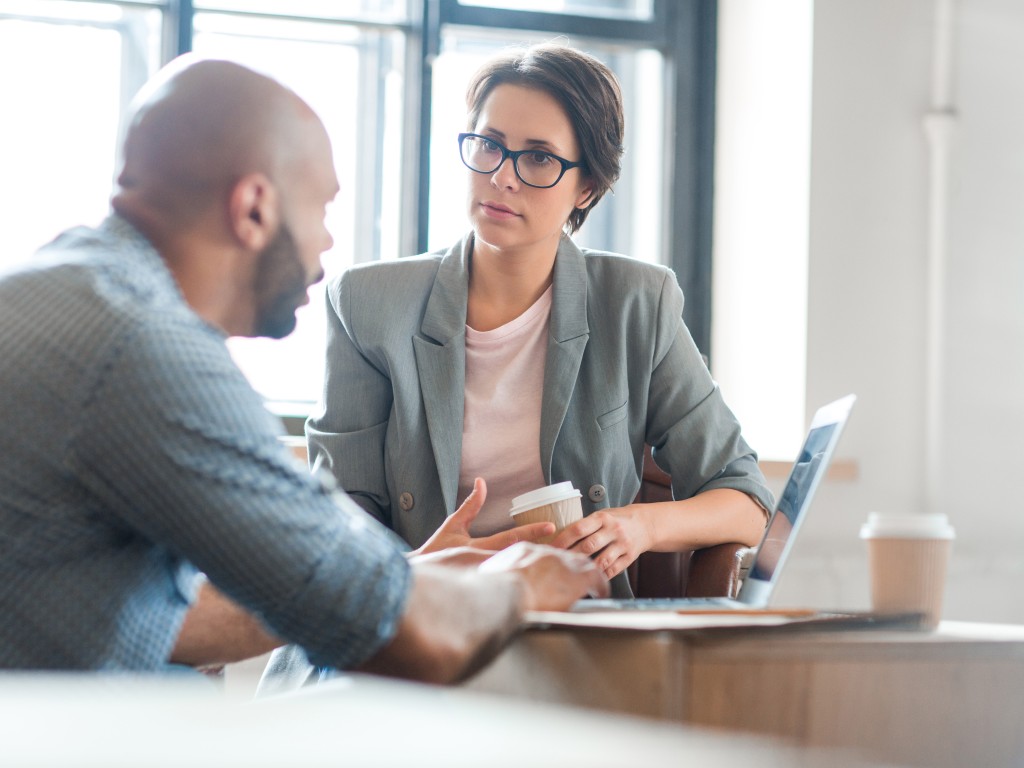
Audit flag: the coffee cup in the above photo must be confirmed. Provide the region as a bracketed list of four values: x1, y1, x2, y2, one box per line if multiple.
[509, 482, 583, 545]
[859, 512, 955, 629]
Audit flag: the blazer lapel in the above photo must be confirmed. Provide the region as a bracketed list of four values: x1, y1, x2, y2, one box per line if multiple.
[540, 237, 590, 480]
[414, 236, 471, 514]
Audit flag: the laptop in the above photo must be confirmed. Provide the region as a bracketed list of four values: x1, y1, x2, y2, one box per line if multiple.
[573, 393, 857, 612]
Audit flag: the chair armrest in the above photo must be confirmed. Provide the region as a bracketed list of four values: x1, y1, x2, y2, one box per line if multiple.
[685, 543, 755, 598]
[627, 550, 695, 598]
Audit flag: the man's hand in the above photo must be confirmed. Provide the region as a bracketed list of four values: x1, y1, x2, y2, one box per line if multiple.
[358, 541, 608, 684]
[414, 477, 555, 556]
[410, 546, 496, 568]
[479, 541, 610, 612]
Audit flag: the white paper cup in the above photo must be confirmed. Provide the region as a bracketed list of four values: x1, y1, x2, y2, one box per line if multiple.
[859, 512, 955, 629]
[509, 482, 583, 545]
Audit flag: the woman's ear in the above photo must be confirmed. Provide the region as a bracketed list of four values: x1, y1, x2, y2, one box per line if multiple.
[574, 181, 596, 211]
[228, 172, 279, 251]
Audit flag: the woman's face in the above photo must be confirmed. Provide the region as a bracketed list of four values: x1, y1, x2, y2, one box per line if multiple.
[466, 83, 592, 257]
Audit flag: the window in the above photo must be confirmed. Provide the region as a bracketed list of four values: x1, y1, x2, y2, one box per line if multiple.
[1, 0, 715, 426]
[0, 0, 161, 270]
[458, 0, 653, 21]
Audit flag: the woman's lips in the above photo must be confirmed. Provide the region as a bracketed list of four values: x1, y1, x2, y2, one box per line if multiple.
[480, 201, 520, 220]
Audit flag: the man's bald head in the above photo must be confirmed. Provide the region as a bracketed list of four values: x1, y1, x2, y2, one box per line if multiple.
[108, 57, 339, 339]
[113, 57, 326, 226]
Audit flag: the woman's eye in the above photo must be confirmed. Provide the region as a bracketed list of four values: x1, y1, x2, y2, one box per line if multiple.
[481, 139, 500, 152]
[525, 152, 553, 166]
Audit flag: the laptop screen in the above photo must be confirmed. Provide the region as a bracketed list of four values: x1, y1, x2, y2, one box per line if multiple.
[742, 395, 855, 595]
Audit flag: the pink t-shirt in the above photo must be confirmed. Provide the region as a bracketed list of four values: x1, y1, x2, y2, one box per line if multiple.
[458, 286, 552, 536]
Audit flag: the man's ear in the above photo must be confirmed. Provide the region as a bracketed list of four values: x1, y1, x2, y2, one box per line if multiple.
[229, 173, 279, 251]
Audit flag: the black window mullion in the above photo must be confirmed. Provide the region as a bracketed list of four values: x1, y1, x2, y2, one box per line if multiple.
[665, 0, 716, 359]
[414, 0, 442, 253]
[166, 0, 192, 58]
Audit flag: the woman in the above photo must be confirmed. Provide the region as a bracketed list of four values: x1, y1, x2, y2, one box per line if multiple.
[309, 43, 773, 598]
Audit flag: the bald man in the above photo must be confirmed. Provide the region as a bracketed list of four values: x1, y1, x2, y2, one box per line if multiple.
[0, 57, 606, 678]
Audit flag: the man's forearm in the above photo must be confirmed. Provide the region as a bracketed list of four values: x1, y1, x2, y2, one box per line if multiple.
[356, 563, 524, 685]
[170, 581, 284, 668]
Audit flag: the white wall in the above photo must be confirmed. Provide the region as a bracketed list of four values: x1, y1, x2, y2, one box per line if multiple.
[719, 0, 1024, 622]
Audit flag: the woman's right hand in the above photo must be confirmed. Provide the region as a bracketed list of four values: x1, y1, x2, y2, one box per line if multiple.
[413, 477, 556, 556]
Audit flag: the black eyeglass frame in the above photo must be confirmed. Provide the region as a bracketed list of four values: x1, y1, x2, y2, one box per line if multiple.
[457, 132, 586, 189]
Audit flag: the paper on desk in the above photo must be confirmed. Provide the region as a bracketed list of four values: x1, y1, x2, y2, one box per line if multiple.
[524, 609, 922, 633]
[525, 610, 812, 631]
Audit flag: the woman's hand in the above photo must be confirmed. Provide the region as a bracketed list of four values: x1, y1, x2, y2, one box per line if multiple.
[550, 505, 655, 579]
[413, 477, 555, 556]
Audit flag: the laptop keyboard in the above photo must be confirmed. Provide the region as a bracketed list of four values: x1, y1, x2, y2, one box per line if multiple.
[570, 596, 737, 612]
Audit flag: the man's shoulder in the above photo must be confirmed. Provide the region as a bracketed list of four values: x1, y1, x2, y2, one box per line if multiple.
[13, 221, 186, 321]
[1, 237, 154, 359]
[1, 223, 230, 391]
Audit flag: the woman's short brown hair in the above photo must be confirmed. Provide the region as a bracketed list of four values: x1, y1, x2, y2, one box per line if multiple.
[465, 43, 625, 234]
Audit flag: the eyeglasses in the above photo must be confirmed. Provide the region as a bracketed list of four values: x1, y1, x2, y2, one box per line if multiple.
[458, 132, 585, 189]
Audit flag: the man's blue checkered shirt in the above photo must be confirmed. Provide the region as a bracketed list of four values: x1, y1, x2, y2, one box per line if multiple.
[0, 216, 411, 670]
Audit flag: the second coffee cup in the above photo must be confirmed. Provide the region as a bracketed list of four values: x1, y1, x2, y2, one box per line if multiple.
[509, 481, 583, 545]
[859, 512, 955, 629]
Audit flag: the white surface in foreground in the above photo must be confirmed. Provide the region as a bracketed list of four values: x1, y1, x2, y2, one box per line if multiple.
[0, 671, 880, 766]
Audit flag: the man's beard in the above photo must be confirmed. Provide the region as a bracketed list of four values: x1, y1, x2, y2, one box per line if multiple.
[252, 221, 314, 340]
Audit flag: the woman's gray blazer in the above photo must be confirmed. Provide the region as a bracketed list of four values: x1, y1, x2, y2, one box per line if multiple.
[308, 233, 773, 595]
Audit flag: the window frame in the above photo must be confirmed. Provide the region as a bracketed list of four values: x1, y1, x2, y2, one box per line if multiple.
[3, 0, 716, 428]
[163, 0, 719, 357]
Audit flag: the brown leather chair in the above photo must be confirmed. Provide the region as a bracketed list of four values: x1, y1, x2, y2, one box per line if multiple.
[626, 446, 753, 598]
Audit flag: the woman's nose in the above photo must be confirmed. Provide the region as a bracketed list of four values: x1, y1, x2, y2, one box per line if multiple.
[490, 156, 520, 189]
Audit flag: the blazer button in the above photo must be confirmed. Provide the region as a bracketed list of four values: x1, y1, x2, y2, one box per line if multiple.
[587, 484, 606, 503]
[399, 492, 415, 511]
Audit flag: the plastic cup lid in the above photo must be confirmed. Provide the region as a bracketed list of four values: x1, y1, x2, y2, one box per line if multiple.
[509, 481, 581, 516]
[859, 512, 955, 540]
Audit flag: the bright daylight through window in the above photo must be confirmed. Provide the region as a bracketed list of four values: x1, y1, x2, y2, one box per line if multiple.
[1, 0, 709, 428]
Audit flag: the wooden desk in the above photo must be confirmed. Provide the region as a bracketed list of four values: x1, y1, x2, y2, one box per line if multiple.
[465, 619, 1024, 768]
